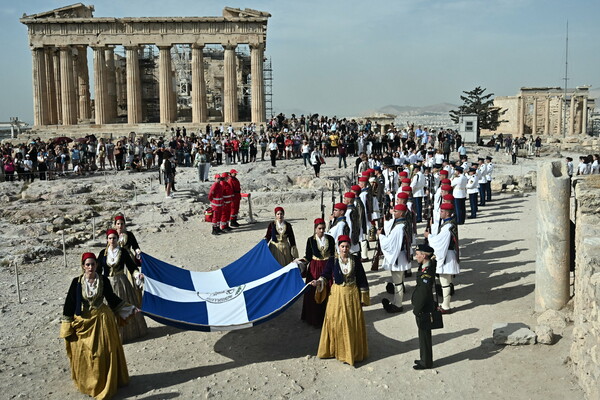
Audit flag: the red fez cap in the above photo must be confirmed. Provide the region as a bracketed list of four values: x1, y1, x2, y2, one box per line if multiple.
[361, 171, 370, 177]
[401, 186, 412, 192]
[442, 194, 455, 201]
[314, 218, 325, 225]
[114, 215, 125, 222]
[397, 192, 409, 199]
[351, 185, 361, 192]
[229, 169, 238, 174]
[367, 169, 374, 174]
[81, 252, 97, 263]
[344, 192, 356, 199]
[334, 202, 347, 211]
[106, 229, 118, 237]
[337, 235, 351, 244]
[358, 177, 369, 182]
[220, 172, 229, 178]
[441, 178, 451, 184]
[440, 170, 449, 175]
[401, 178, 411, 184]
[441, 203, 454, 211]
[214, 174, 221, 179]
[400, 171, 408, 177]
[274, 206, 284, 214]
[441, 184, 452, 192]
[394, 204, 408, 211]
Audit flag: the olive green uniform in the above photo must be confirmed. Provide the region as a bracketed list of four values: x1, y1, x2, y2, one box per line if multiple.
[411, 259, 436, 368]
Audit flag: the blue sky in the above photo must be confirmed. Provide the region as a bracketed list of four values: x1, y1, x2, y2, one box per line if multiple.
[1, 0, 598, 123]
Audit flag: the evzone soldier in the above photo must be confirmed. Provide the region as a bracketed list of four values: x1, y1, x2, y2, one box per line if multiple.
[343, 192, 362, 257]
[410, 164, 426, 223]
[228, 169, 241, 227]
[208, 174, 224, 235]
[327, 203, 350, 243]
[411, 243, 437, 370]
[424, 202, 460, 314]
[219, 172, 233, 232]
[379, 203, 412, 313]
[400, 185, 416, 277]
[357, 176, 372, 261]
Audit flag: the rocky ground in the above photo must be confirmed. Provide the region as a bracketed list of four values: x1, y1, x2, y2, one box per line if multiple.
[0, 146, 586, 399]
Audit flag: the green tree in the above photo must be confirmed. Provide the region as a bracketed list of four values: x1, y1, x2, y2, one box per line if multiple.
[449, 86, 507, 133]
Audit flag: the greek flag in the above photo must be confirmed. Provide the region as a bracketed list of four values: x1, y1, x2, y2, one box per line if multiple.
[140, 240, 308, 332]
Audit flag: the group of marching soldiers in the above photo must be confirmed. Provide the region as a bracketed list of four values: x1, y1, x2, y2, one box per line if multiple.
[325, 155, 494, 315]
[207, 169, 242, 235]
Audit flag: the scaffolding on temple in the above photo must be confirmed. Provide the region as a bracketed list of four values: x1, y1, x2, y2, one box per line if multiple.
[264, 57, 273, 120]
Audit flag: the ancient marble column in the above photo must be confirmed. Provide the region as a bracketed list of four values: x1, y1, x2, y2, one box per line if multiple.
[191, 44, 207, 123]
[557, 97, 563, 136]
[569, 96, 576, 136]
[59, 46, 77, 125]
[158, 46, 175, 123]
[532, 98, 538, 136]
[581, 97, 588, 135]
[105, 47, 117, 123]
[44, 48, 57, 125]
[223, 44, 238, 123]
[544, 97, 550, 135]
[76, 45, 91, 121]
[250, 43, 265, 123]
[93, 46, 108, 125]
[170, 66, 177, 122]
[518, 96, 525, 135]
[72, 50, 80, 120]
[125, 46, 142, 124]
[31, 47, 49, 126]
[52, 49, 62, 124]
[535, 160, 571, 312]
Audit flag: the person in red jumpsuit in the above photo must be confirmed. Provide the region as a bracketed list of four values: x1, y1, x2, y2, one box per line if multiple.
[208, 174, 224, 235]
[219, 172, 233, 232]
[228, 169, 242, 227]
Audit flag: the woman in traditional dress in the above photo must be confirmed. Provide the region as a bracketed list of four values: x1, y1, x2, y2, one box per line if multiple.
[311, 235, 370, 366]
[60, 252, 136, 400]
[113, 214, 141, 262]
[97, 229, 148, 342]
[300, 218, 335, 327]
[264, 206, 298, 266]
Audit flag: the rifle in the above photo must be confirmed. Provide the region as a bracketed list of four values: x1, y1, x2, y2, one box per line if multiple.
[330, 185, 335, 216]
[320, 190, 325, 220]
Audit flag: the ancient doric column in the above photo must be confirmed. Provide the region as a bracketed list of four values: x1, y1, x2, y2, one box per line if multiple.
[52, 49, 62, 124]
[557, 97, 563, 136]
[191, 44, 208, 123]
[105, 47, 117, 123]
[518, 96, 525, 135]
[223, 44, 238, 123]
[170, 66, 177, 122]
[93, 46, 108, 125]
[535, 161, 571, 311]
[569, 96, 576, 136]
[44, 48, 57, 125]
[125, 46, 143, 124]
[250, 43, 265, 123]
[158, 45, 175, 124]
[72, 50, 80, 120]
[532, 98, 538, 136]
[76, 45, 91, 121]
[581, 97, 588, 135]
[59, 46, 77, 125]
[31, 47, 49, 126]
[544, 97, 550, 135]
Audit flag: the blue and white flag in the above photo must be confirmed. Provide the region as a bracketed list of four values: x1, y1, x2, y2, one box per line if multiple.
[140, 240, 308, 332]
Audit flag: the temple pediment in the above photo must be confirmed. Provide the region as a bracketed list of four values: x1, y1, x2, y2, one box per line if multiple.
[21, 3, 94, 20]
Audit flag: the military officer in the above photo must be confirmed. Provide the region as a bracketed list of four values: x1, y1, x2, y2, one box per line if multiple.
[411, 243, 437, 370]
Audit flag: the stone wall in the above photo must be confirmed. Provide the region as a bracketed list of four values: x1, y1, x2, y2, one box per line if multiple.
[570, 176, 600, 399]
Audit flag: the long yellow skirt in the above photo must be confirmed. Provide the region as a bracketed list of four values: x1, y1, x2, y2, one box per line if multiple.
[317, 284, 368, 366]
[64, 305, 129, 400]
[269, 240, 293, 266]
[109, 274, 147, 343]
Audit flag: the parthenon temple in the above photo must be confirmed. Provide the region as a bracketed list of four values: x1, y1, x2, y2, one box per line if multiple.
[20, 3, 271, 132]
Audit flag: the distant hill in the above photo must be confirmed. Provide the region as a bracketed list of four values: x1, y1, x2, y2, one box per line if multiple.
[377, 103, 458, 115]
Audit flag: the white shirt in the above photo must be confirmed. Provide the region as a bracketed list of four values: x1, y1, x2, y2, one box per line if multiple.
[411, 171, 425, 197]
[451, 174, 468, 199]
[466, 174, 479, 194]
[485, 162, 494, 181]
